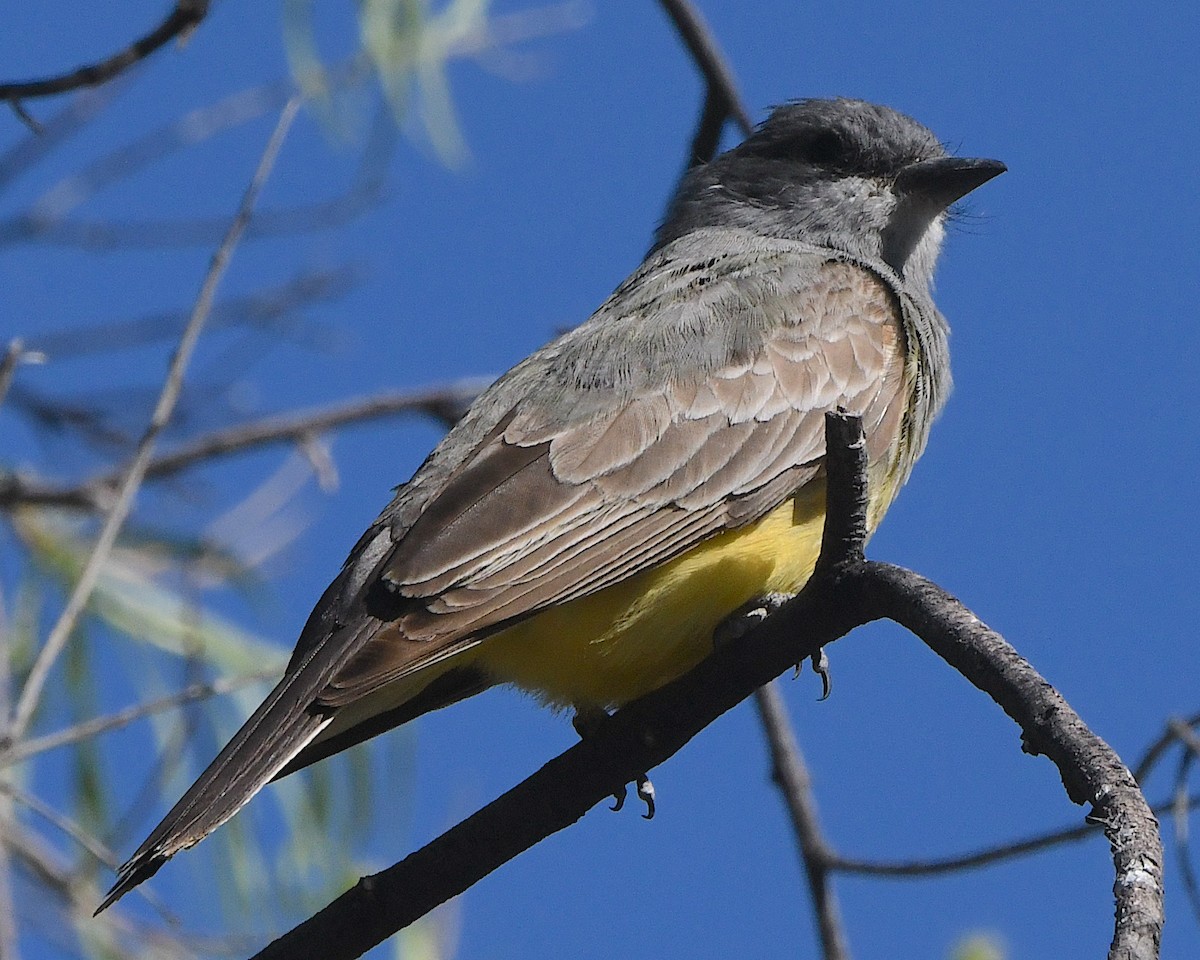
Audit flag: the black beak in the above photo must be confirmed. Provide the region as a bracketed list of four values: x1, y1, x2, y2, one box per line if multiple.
[895, 156, 1007, 207]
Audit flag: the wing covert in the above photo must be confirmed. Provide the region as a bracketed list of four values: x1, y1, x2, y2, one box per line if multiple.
[321, 254, 912, 704]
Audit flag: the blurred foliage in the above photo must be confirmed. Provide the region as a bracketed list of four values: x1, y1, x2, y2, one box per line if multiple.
[0, 1, 580, 956]
[950, 933, 1006, 960]
[284, 0, 492, 165]
[7, 502, 405, 954]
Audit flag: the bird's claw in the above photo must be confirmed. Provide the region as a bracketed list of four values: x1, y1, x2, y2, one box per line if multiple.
[609, 772, 657, 816]
[609, 774, 655, 818]
[577, 709, 655, 819]
[713, 592, 796, 647]
[610, 784, 626, 812]
[636, 774, 656, 819]
[810, 648, 832, 700]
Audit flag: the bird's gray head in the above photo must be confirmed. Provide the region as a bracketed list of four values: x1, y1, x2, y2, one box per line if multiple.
[654, 98, 1005, 289]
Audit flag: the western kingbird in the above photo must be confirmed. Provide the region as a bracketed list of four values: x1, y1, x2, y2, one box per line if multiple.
[99, 98, 1004, 910]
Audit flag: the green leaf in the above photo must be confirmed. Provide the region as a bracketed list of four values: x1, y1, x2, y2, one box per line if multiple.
[950, 933, 1006, 960]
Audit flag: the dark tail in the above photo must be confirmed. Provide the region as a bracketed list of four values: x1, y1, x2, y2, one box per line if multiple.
[95, 674, 332, 914]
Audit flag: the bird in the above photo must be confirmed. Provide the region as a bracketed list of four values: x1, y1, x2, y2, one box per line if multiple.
[99, 97, 1004, 911]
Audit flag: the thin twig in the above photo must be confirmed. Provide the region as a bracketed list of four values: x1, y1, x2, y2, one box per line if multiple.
[7, 97, 301, 742]
[658, 0, 753, 175]
[0, 379, 489, 512]
[1134, 711, 1200, 784]
[0, 670, 275, 768]
[8, 98, 41, 135]
[0, 779, 119, 867]
[685, 87, 729, 169]
[831, 796, 1196, 877]
[754, 682, 850, 960]
[1171, 719, 1200, 923]
[0, 794, 16, 960]
[0, 1, 210, 101]
[0, 340, 25, 412]
[129, 379, 489, 480]
[657, 0, 752, 134]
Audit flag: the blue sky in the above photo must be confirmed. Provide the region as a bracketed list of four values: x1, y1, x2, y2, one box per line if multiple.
[2, 1, 1199, 958]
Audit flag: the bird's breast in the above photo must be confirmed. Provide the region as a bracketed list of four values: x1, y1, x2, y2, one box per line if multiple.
[477, 468, 901, 711]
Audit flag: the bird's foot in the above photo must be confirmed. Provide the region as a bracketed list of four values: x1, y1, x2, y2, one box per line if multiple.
[713, 593, 832, 699]
[808, 647, 832, 700]
[712, 592, 797, 647]
[572, 707, 656, 819]
[611, 775, 656, 819]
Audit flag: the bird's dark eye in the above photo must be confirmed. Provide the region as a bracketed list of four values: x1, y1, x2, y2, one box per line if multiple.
[804, 130, 845, 166]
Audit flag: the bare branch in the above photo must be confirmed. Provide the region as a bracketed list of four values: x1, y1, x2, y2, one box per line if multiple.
[8, 96, 41, 135]
[0, 670, 275, 768]
[134, 379, 489, 480]
[0, 2, 209, 102]
[0, 780, 119, 868]
[1134, 711, 1200, 784]
[685, 86, 730, 169]
[0, 379, 489, 512]
[6, 98, 301, 741]
[856, 565, 1163, 959]
[249, 413, 1162, 960]
[0, 341, 24, 412]
[657, 0, 753, 177]
[753, 683, 850, 960]
[829, 794, 1198, 879]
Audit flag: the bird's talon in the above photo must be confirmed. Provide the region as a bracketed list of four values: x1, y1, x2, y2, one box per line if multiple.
[637, 775, 656, 819]
[811, 648, 832, 700]
[610, 785, 627, 812]
[713, 592, 796, 648]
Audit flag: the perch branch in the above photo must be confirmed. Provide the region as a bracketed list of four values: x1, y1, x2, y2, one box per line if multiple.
[248, 412, 1162, 960]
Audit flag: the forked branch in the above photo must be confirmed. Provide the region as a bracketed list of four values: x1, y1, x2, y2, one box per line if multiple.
[250, 413, 1162, 960]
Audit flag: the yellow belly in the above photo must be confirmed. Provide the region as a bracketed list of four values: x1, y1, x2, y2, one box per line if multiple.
[478, 473, 896, 710]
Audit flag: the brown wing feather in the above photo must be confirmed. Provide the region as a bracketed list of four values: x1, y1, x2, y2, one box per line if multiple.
[103, 249, 916, 912]
[322, 261, 908, 705]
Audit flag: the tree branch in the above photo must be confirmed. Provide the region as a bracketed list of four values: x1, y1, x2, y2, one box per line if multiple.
[830, 794, 1197, 879]
[249, 412, 1162, 960]
[6, 97, 300, 742]
[1134, 711, 1200, 783]
[0, 379, 489, 512]
[852, 565, 1162, 959]
[0, 1, 209, 103]
[0, 670, 275, 769]
[753, 683, 849, 960]
[658, 0, 753, 152]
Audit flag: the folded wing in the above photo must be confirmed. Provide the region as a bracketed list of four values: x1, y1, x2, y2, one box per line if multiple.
[102, 243, 912, 910]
